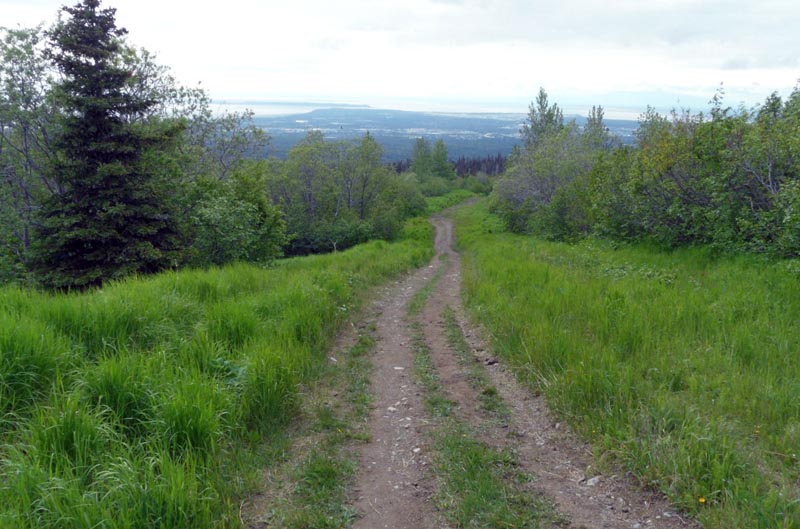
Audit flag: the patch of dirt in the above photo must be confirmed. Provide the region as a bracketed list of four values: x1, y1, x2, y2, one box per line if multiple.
[350, 264, 446, 529]
[413, 213, 701, 529]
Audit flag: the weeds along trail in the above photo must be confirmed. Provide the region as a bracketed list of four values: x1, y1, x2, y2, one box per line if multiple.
[238, 208, 700, 529]
[455, 201, 800, 528]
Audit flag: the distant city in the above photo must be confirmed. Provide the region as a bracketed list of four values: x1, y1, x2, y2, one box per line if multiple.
[236, 103, 639, 161]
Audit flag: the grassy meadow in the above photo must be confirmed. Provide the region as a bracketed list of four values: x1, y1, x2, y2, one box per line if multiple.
[456, 201, 800, 528]
[0, 218, 433, 528]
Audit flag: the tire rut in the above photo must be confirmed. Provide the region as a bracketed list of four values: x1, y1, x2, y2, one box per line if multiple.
[350, 260, 446, 529]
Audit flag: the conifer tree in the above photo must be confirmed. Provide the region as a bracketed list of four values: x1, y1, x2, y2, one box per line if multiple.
[33, 0, 185, 289]
[520, 87, 564, 149]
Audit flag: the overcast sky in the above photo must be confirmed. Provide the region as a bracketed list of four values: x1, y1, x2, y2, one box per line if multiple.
[4, 0, 799, 117]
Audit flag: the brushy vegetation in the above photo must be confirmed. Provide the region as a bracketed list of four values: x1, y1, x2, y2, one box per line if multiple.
[0, 4, 476, 288]
[0, 217, 432, 528]
[456, 201, 800, 528]
[493, 86, 800, 258]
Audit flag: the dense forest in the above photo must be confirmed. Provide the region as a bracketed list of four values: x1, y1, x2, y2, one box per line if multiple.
[393, 153, 506, 178]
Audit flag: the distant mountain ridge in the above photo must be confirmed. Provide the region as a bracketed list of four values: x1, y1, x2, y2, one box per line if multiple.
[252, 107, 638, 161]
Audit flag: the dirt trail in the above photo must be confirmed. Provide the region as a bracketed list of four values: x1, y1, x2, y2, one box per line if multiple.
[351, 212, 700, 529]
[350, 261, 445, 529]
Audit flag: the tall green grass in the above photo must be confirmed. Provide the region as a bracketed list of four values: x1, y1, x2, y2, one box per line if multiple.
[426, 189, 476, 214]
[0, 217, 433, 528]
[456, 201, 800, 528]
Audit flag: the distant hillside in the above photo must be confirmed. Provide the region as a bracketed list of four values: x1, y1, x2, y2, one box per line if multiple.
[253, 108, 638, 161]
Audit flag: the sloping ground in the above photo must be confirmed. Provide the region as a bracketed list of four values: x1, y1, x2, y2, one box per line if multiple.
[343, 209, 698, 528]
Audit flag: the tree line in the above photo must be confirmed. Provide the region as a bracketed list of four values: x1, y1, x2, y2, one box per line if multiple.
[492, 86, 800, 256]
[393, 153, 506, 178]
[0, 0, 481, 288]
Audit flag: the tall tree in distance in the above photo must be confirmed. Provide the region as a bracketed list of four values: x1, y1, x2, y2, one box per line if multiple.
[411, 137, 432, 176]
[0, 26, 59, 281]
[431, 139, 457, 180]
[520, 87, 564, 149]
[32, 0, 185, 289]
[583, 105, 615, 151]
[351, 132, 387, 220]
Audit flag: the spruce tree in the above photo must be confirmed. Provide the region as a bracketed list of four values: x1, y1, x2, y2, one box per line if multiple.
[33, 0, 185, 289]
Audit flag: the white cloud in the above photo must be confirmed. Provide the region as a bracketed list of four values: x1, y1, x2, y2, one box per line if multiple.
[3, 0, 798, 115]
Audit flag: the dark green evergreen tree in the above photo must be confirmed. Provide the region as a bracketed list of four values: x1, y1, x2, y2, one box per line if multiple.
[32, 0, 185, 289]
